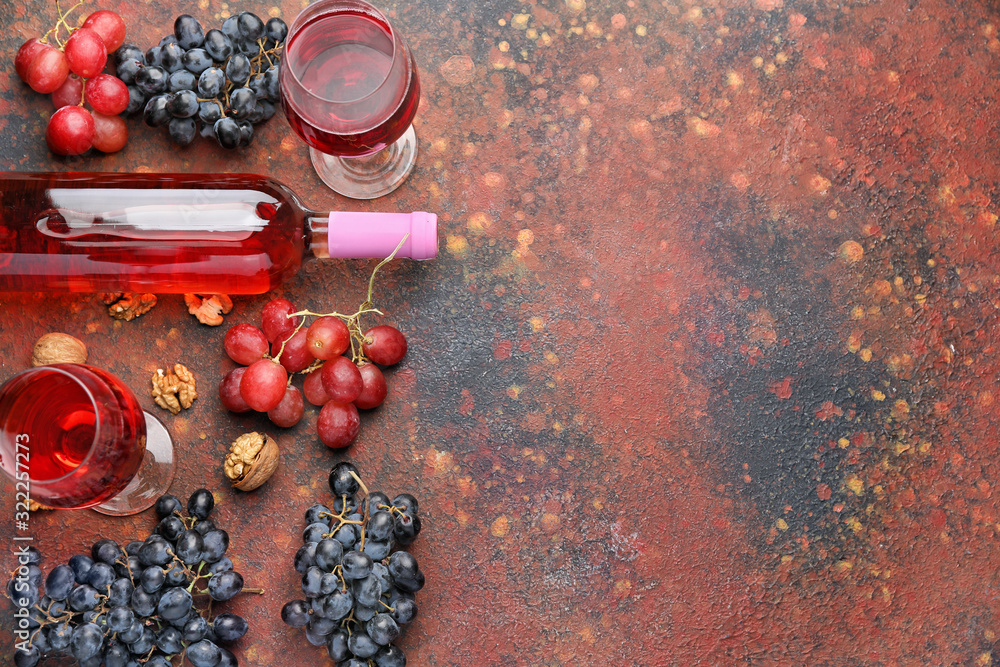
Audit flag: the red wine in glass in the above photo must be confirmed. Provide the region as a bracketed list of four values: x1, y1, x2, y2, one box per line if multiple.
[280, 0, 421, 198]
[0, 364, 174, 514]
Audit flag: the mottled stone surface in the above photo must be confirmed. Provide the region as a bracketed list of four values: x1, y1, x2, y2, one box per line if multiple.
[3, 0, 1000, 664]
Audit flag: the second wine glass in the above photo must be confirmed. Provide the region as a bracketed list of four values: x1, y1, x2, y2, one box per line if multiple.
[0, 364, 174, 515]
[280, 0, 421, 199]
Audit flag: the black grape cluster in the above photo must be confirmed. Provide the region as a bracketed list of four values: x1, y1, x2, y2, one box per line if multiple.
[114, 12, 286, 148]
[282, 463, 425, 667]
[5, 490, 253, 667]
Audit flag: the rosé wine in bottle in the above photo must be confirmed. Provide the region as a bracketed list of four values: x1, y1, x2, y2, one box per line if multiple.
[0, 171, 437, 294]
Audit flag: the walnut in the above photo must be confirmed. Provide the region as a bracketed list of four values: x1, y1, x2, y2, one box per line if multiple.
[184, 294, 234, 326]
[31, 332, 88, 366]
[101, 292, 158, 321]
[28, 499, 52, 511]
[151, 364, 197, 415]
[224, 432, 279, 491]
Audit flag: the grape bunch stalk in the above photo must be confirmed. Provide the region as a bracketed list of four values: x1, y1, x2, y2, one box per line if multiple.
[282, 463, 425, 667]
[115, 12, 287, 148]
[219, 237, 411, 449]
[4, 490, 260, 667]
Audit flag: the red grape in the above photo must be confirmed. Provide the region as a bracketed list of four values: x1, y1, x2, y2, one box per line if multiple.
[15, 38, 48, 83]
[25, 44, 70, 94]
[306, 316, 350, 360]
[268, 386, 305, 428]
[320, 356, 363, 404]
[46, 106, 94, 156]
[51, 75, 84, 109]
[218, 367, 251, 413]
[91, 112, 127, 153]
[64, 28, 108, 78]
[261, 298, 299, 343]
[302, 369, 331, 406]
[82, 10, 127, 53]
[240, 359, 288, 412]
[354, 363, 387, 410]
[317, 401, 360, 449]
[85, 74, 129, 115]
[224, 323, 269, 365]
[362, 325, 408, 365]
[274, 328, 312, 373]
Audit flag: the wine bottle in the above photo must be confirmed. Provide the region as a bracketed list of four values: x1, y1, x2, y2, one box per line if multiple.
[0, 172, 437, 294]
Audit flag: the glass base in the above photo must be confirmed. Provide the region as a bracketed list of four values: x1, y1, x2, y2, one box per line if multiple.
[310, 125, 418, 199]
[92, 412, 174, 516]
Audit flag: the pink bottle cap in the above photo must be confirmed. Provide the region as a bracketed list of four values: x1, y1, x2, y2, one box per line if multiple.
[328, 211, 438, 260]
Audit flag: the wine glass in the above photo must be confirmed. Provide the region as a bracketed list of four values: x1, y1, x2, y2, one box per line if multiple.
[279, 0, 421, 199]
[0, 364, 174, 516]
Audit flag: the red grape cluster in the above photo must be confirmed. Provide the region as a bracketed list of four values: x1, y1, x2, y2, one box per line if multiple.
[218, 296, 408, 449]
[15, 3, 130, 155]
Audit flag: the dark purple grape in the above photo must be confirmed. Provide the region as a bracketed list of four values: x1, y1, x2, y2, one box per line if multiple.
[225, 53, 251, 85]
[174, 14, 205, 49]
[265, 17, 288, 43]
[156, 626, 184, 654]
[203, 28, 233, 61]
[237, 12, 265, 41]
[168, 68, 197, 92]
[157, 586, 193, 621]
[188, 488, 215, 518]
[156, 515, 185, 541]
[167, 89, 199, 118]
[116, 57, 142, 84]
[347, 631, 379, 658]
[114, 43, 144, 66]
[341, 550, 373, 580]
[281, 599, 310, 628]
[154, 494, 182, 518]
[160, 42, 185, 72]
[186, 639, 221, 667]
[108, 577, 134, 606]
[212, 613, 248, 642]
[329, 462, 360, 496]
[182, 48, 212, 74]
[374, 645, 407, 667]
[198, 66, 226, 97]
[67, 585, 101, 612]
[145, 45, 162, 66]
[136, 66, 168, 95]
[69, 554, 94, 583]
[392, 597, 417, 624]
[208, 570, 243, 601]
[45, 564, 75, 600]
[214, 117, 241, 149]
[327, 630, 350, 661]
[183, 615, 210, 642]
[366, 613, 400, 645]
[69, 623, 103, 661]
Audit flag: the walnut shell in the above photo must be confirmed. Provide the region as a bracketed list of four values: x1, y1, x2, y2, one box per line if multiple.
[224, 432, 279, 491]
[31, 333, 88, 366]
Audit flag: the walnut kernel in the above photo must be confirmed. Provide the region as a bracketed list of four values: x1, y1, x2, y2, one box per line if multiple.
[224, 432, 279, 491]
[101, 292, 158, 321]
[185, 294, 234, 326]
[151, 364, 197, 415]
[31, 332, 88, 366]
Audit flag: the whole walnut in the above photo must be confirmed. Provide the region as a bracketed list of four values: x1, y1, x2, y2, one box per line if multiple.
[31, 333, 88, 366]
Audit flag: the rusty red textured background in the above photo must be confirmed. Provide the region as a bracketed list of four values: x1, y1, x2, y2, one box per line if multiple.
[3, 0, 1000, 664]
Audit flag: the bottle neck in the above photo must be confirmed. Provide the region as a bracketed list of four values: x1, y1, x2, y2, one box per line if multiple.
[306, 210, 439, 261]
[307, 213, 330, 259]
